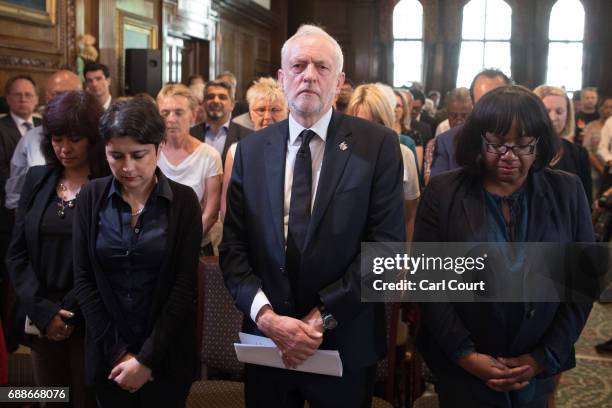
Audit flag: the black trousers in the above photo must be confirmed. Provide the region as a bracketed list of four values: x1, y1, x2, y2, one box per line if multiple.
[94, 378, 191, 408]
[435, 373, 552, 408]
[244, 363, 376, 408]
[27, 329, 96, 408]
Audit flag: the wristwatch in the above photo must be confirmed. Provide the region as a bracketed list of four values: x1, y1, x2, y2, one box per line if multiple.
[318, 305, 338, 330]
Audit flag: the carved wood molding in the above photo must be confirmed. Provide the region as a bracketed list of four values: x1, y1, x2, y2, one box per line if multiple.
[213, 0, 280, 30]
[0, 0, 77, 71]
[0, 55, 60, 69]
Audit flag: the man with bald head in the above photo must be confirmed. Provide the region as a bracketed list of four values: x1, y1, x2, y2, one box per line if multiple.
[4, 70, 82, 209]
[429, 68, 511, 179]
[220, 25, 404, 406]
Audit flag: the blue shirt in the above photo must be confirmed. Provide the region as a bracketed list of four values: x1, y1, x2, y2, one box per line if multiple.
[484, 185, 560, 403]
[204, 121, 230, 157]
[96, 170, 171, 343]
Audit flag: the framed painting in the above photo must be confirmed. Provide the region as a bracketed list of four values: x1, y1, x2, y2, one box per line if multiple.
[0, 0, 55, 25]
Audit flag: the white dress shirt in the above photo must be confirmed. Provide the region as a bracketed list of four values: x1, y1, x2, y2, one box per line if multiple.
[10, 112, 35, 137]
[5, 126, 45, 209]
[103, 95, 112, 111]
[249, 108, 332, 322]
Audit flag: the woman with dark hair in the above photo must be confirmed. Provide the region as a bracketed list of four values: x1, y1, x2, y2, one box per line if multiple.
[415, 85, 593, 407]
[73, 96, 202, 407]
[6, 90, 107, 407]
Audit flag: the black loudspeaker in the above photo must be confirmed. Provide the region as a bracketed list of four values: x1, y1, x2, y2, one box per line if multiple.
[125, 49, 162, 97]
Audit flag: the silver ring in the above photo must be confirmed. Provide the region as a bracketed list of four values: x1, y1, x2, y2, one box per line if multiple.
[64, 324, 68, 330]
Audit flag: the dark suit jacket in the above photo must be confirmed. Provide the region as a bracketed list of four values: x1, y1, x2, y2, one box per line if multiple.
[414, 168, 593, 405]
[0, 115, 41, 232]
[220, 111, 406, 370]
[73, 172, 202, 384]
[553, 139, 592, 204]
[6, 166, 78, 343]
[429, 125, 461, 179]
[190, 121, 252, 165]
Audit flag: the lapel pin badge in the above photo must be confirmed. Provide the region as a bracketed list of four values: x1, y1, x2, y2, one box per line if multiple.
[339, 141, 348, 151]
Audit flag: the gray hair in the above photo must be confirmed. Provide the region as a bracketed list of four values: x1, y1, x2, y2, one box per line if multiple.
[246, 77, 287, 110]
[446, 87, 472, 105]
[281, 24, 344, 74]
[216, 71, 237, 99]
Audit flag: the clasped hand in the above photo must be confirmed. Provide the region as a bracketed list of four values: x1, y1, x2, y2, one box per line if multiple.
[109, 353, 152, 393]
[256, 306, 324, 369]
[458, 352, 543, 392]
[45, 309, 75, 341]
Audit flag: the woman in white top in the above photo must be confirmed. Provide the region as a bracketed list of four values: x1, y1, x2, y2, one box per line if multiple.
[346, 84, 420, 241]
[220, 77, 288, 220]
[156, 84, 222, 254]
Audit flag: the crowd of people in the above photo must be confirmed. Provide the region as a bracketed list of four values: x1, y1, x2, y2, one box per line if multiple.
[0, 23, 610, 408]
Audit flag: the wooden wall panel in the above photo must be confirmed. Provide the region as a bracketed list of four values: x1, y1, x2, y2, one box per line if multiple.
[0, 1, 76, 102]
[213, 0, 282, 100]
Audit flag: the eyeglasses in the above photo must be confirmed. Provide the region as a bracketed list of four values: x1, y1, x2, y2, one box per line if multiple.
[481, 135, 538, 156]
[251, 107, 284, 116]
[9, 92, 36, 100]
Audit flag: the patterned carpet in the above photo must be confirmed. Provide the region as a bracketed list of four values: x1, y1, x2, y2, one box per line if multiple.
[556, 302, 612, 408]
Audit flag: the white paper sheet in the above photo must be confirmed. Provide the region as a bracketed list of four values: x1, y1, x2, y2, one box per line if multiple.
[234, 332, 343, 377]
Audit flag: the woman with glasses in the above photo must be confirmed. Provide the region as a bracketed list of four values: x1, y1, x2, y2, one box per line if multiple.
[533, 85, 592, 204]
[414, 85, 593, 407]
[220, 77, 288, 220]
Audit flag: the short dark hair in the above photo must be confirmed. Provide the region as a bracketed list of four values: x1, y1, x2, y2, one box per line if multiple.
[41, 91, 108, 177]
[4, 75, 38, 96]
[100, 95, 165, 147]
[410, 88, 426, 104]
[469, 69, 512, 102]
[205, 79, 234, 102]
[83, 61, 110, 79]
[455, 85, 559, 175]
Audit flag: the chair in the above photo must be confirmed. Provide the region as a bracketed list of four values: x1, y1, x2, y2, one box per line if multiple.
[188, 256, 245, 408]
[188, 257, 413, 408]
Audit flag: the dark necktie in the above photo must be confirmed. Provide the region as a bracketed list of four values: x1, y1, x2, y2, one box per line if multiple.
[286, 129, 316, 298]
[23, 122, 32, 132]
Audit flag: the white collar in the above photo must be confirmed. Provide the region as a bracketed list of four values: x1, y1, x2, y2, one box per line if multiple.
[10, 112, 33, 128]
[103, 95, 112, 110]
[288, 108, 333, 145]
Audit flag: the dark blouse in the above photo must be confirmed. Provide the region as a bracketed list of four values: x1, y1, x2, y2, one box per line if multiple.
[95, 176, 170, 343]
[39, 194, 75, 302]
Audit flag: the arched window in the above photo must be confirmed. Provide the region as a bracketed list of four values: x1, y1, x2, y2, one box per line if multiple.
[546, 0, 584, 92]
[456, 0, 512, 88]
[393, 0, 424, 87]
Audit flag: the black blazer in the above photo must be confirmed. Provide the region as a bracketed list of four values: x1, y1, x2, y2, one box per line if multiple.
[415, 168, 594, 403]
[190, 121, 251, 165]
[73, 172, 202, 384]
[552, 139, 592, 204]
[220, 111, 406, 369]
[0, 115, 41, 232]
[6, 166, 78, 340]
